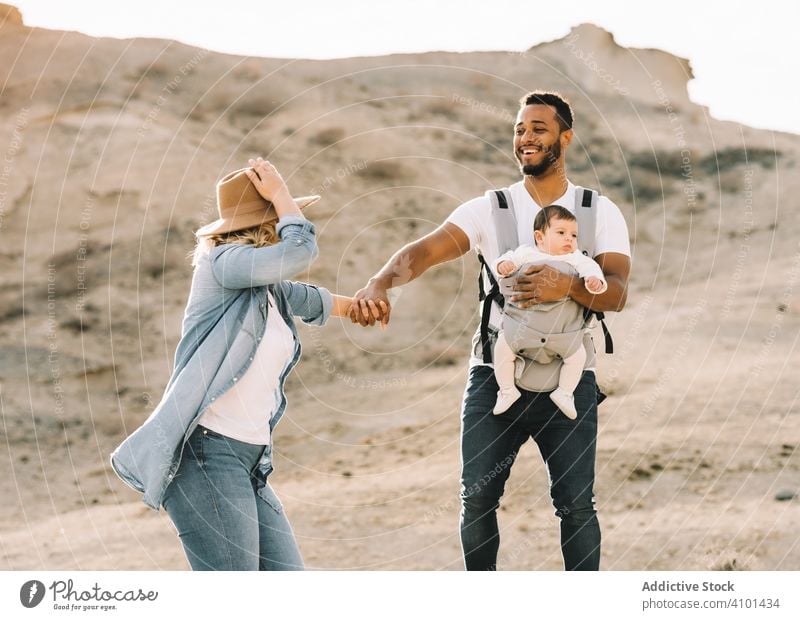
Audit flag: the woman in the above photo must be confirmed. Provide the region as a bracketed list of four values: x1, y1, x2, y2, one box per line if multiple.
[111, 158, 380, 570]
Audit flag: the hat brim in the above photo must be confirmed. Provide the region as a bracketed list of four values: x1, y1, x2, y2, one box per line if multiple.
[195, 195, 320, 237]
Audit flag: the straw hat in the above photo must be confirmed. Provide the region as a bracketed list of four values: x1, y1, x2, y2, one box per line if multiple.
[195, 167, 320, 237]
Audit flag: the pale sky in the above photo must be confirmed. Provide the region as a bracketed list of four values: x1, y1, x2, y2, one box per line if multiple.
[12, 0, 799, 135]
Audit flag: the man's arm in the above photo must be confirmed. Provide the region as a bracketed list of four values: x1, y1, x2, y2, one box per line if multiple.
[512, 252, 630, 312]
[350, 222, 472, 326]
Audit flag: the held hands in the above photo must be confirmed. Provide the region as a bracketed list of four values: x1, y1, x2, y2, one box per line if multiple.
[497, 260, 517, 276]
[585, 276, 604, 294]
[245, 157, 290, 203]
[349, 283, 391, 329]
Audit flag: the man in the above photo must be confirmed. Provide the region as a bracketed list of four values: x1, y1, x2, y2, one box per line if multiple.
[350, 91, 631, 570]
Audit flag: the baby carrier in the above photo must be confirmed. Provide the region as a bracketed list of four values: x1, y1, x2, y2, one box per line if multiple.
[474, 187, 614, 392]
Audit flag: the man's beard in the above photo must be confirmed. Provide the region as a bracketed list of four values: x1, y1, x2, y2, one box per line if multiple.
[519, 140, 561, 177]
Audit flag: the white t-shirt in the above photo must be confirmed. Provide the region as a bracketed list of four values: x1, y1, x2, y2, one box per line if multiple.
[198, 290, 296, 445]
[445, 180, 631, 368]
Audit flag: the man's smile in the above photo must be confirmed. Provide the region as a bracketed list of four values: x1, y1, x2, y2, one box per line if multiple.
[519, 145, 542, 155]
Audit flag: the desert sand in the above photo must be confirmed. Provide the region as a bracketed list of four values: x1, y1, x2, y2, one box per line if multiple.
[0, 4, 797, 570]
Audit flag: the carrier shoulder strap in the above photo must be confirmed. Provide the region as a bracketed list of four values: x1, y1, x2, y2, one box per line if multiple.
[476, 188, 518, 362]
[488, 188, 518, 254]
[574, 186, 599, 259]
[574, 186, 614, 354]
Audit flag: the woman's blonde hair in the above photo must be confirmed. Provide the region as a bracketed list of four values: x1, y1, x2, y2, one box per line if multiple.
[189, 220, 278, 267]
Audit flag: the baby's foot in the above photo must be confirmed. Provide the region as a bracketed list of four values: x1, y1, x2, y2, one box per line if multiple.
[493, 386, 521, 415]
[550, 387, 577, 419]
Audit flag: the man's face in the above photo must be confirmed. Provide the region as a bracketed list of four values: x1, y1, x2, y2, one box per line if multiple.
[513, 104, 571, 177]
[534, 217, 578, 255]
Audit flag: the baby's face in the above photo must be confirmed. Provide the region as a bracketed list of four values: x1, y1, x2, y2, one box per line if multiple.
[535, 217, 578, 255]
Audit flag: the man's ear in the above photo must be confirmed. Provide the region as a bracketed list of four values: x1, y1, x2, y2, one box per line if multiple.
[560, 128, 574, 149]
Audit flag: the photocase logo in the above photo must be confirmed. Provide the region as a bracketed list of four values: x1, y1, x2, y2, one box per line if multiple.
[20, 580, 46, 608]
[16, 578, 159, 612]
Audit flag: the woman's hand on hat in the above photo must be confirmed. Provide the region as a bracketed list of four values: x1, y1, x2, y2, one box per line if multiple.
[246, 157, 290, 203]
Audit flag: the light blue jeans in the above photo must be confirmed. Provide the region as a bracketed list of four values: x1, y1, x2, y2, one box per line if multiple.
[162, 425, 303, 570]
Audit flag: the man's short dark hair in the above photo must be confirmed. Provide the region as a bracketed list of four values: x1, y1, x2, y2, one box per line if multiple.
[520, 91, 574, 132]
[534, 205, 576, 233]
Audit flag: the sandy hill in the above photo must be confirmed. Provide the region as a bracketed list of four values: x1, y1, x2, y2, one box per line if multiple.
[0, 4, 797, 569]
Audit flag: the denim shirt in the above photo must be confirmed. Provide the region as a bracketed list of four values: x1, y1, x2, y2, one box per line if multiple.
[110, 215, 333, 510]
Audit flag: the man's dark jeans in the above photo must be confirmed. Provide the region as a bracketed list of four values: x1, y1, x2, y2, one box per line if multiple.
[459, 365, 601, 570]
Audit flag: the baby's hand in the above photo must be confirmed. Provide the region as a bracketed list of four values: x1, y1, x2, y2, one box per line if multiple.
[585, 276, 604, 293]
[497, 260, 517, 276]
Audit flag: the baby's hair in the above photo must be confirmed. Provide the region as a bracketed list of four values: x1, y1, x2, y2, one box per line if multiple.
[534, 205, 576, 233]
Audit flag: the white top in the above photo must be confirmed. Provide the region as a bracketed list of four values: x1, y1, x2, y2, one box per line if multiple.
[495, 245, 608, 294]
[198, 291, 296, 445]
[445, 180, 630, 368]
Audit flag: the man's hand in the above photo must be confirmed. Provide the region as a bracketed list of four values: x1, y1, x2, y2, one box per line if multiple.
[349, 283, 391, 328]
[511, 264, 572, 307]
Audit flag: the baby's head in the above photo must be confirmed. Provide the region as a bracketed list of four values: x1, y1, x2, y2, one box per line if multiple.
[533, 205, 578, 255]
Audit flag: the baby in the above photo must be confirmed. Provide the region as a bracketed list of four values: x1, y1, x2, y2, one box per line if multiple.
[493, 205, 607, 418]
